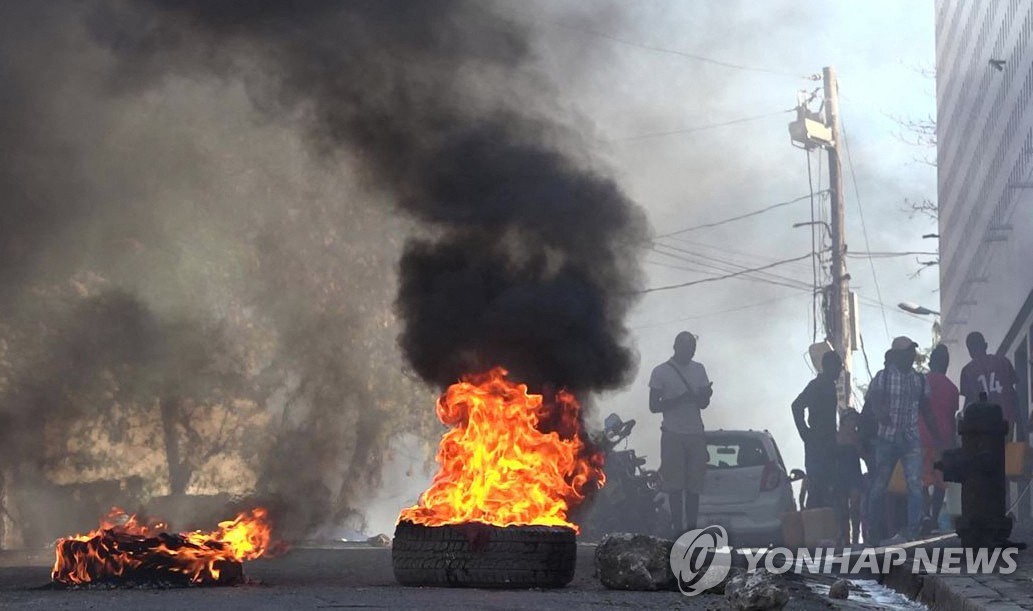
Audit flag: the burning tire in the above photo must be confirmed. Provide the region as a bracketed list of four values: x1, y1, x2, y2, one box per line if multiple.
[392, 520, 576, 588]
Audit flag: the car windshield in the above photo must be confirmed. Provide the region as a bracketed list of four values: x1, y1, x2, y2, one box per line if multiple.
[705, 437, 768, 469]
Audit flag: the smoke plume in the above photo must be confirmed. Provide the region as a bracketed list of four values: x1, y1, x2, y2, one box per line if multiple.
[89, 0, 647, 391]
[0, 0, 645, 540]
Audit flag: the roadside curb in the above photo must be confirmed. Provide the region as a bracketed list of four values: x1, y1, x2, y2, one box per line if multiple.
[880, 535, 1031, 611]
[884, 565, 1028, 611]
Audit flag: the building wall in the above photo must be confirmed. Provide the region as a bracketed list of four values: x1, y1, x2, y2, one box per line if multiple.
[936, 0, 1033, 394]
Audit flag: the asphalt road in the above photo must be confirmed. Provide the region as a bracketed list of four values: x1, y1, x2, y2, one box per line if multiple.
[0, 545, 898, 610]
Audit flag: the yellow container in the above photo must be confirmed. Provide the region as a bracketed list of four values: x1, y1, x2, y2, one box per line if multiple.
[801, 507, 839, 547]
[1006, 442, 1029, 479]
[781, 511, 805, 548]
[888, 460, 907, 495]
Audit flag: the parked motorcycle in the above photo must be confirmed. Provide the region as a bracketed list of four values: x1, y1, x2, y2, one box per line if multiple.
[580, 413, 670, 540]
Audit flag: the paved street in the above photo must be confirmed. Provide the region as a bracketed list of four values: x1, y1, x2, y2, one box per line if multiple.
[0, 544, 909, 610]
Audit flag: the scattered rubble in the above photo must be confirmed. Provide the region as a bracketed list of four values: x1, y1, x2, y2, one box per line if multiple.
[828, 578, 850, 599]
[725, 568, 789, 610]
[367, 534, 391, 548]
[705, 567, 745, 595]
[594, 533, 675, 591]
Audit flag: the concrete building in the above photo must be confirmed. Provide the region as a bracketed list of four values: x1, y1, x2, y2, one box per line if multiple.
[936, 0, 1033, 424]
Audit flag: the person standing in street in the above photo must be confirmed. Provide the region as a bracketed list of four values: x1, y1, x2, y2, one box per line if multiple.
[835, 407, 865, 545]
[865, 337, 944, 543]
[960, 332, 1023, 438]
[649, 331, 713, 535]
[920, 344, 959, 531]
[791, 350, 843, 509]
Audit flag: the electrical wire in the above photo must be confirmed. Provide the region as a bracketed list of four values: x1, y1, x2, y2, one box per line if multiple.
[611, 109, 794, 142]
[654, 194, 820, 238]
[639, 254, 814, 294]
[1007, 476, 1033, 515]
[858, 333, 875, 381]
[816, 148, 829, 339]
[841, 119, 891, 343]
[549, 21, 806, 78]
[657, 235, 817, 275]
[647, 253, 813, 294]
[649, 244, 817, 292]
[807, 149, 818, 342]
[649, 246, 818, 293]
[632, 293, 809, 330]
[846, 251, 940, 258]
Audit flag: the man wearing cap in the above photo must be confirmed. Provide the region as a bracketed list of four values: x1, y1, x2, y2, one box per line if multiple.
[865, 336, 943, 542]
[960, 332, 1023, 439]
[649, 331, 713, 535]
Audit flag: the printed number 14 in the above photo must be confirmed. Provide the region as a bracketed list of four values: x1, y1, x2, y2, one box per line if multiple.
[978, 372, 1004, 395]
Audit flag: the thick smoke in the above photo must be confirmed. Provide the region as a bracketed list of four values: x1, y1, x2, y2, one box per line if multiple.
[0, 0, 645, 542]
[87, 0, 647, 391]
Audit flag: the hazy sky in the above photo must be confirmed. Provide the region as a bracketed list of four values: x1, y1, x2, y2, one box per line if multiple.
[362, 1, 941, 533]
[557, 0, 939, 474]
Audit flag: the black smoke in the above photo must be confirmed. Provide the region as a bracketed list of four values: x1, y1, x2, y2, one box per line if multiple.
[88, 0, 647, 392]
[0, 0, 646, 540]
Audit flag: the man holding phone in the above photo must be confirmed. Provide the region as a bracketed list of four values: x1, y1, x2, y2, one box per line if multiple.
[649, 331, 713, 535]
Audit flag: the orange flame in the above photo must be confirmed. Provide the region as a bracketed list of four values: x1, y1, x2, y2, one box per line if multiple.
[398, 367, 604, 532]
[52, 507, 272, 585]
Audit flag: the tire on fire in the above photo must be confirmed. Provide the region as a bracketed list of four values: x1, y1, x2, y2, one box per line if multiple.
[392, 520, 576, 588]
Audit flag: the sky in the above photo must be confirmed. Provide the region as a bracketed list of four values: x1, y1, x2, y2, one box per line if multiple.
[366, 0, 941, 532]
[553, 0, 940, 477]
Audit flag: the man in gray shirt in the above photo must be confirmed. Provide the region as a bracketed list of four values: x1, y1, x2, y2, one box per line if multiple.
[649, 331, 713, 534]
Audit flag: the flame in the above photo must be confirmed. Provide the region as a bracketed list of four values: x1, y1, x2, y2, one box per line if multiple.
[398, 367, 604, 532]
[52, 507, 272, 585]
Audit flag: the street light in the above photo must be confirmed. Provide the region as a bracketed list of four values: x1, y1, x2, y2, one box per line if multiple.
[898, 301, 940, 316]
[792, 220, 832, 239]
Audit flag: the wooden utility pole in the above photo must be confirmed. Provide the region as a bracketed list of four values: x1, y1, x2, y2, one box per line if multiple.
[824, 66, 852, 404]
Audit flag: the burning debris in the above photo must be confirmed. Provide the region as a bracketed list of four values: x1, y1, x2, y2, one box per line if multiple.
[398, 368, 603, 531]
[393, 369, 602, 588]
[52, 507, 272, 587]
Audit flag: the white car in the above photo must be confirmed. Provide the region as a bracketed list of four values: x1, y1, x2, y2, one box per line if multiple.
[698, 429, 798, 548]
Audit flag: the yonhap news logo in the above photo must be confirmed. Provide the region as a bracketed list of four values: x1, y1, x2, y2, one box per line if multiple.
[670, 525, 731, 596]
[670, 524, 1021, 597]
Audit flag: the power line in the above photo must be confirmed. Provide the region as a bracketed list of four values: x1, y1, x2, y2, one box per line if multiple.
[551, 22, 805, 78]
[806, 149, 819, 342]
[639, 254, 813, 294]
[647, 254, 817, 295]
[612, 109, 793, 142]
[657, 236, 816, 276]
[858, 333, 875, 381]
[649, 244, 816, 292]
[846, 251, 939, 258]
[633, 293, 809, 330]
[654, 193, 820, 238]
[841, 119, 891, 343]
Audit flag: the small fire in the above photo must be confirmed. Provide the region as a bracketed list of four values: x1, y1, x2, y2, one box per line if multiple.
[398, 367, 604, 532]
[52, 507, 272, 585]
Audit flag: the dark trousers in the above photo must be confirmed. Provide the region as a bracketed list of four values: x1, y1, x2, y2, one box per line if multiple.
[805, 440, 836, 509]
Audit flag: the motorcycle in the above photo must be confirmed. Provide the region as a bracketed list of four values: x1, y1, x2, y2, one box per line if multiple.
[580, 413, 671, 540]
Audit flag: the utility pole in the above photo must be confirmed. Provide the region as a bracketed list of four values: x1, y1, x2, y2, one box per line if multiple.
[789, 66, 853, 407]
[823, 65, 852, 406]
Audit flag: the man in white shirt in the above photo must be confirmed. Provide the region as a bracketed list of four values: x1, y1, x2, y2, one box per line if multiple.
[649, 331, 713, 534]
